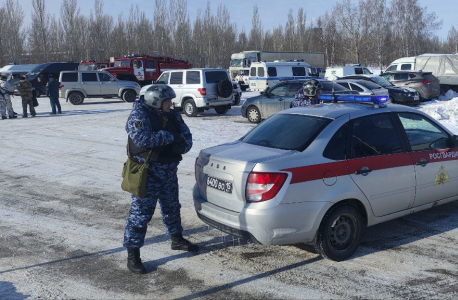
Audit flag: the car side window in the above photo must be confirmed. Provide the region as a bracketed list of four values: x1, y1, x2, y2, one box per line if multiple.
[350, 114, 403, 158]
[157, 72, 169, 84]
[269, 84, 288, 96]
[98, 73, 112, 82]
[258, 67, 265, 77]
[292, 67, 305, 76]
[338, 82, 351, 89]
[186, 71, 201, 84]
[268, 67, 277, 77]
[170, 72, 183, 84]
[323, 123, 349, 160]
[397, 112, 452, 151]
[401, 64, 412, 70]
[61, 73, 78, 82]
[386, 65, 397, 71]
[381, 74, 392, 81]
[287, 83, 303, 95]
[349, 83, 364, 92]
[394, 73, 408, 80]
[82, 73, 98, 82]
[146, 61, 154, 68]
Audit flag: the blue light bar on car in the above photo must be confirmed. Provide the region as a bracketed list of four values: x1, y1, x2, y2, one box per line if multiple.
[318, 95, 388, 106]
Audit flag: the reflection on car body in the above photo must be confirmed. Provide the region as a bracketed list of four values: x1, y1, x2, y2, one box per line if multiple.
[194, 99, 458, 261]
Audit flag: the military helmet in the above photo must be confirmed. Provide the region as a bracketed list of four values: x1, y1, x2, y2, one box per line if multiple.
[302, 79, 323, 97]
[143, 84, 176, 109]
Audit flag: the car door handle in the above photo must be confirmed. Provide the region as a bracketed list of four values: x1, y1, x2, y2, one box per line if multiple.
[355, 166, 372, 175]
[278, 98, 284, 101]
[416, 158, 428, 167]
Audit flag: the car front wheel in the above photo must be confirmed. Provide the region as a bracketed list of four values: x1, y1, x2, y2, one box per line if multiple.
[314, 204, 365, 261]
[68, 92, 84, 105]
[247, 106, 261, 123]
[122, 90, 137, 102]
[183, 99, 197, 117]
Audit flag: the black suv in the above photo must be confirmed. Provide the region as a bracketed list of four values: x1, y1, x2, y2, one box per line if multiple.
[342, 75, 420, 106]
[380, 71, 440, 101]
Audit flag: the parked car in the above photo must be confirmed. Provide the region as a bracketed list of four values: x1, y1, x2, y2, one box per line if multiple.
[341, 75, 420, 106]
[325, 63, 372, 80]
[27, 62, 79, 97]
[241, 79, 358, 123]
[194, 99, 458, 261]
[141, 68, 233, 117]
[232, 81, 242, 105]
[335, 79, 388, 97]
[59, 70, 141, 105]
[380, 71, 440, 101]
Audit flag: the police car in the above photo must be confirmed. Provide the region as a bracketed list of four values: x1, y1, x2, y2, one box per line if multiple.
[193, 95, 458, 261]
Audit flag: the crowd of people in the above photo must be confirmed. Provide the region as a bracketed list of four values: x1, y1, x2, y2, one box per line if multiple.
[0, 74, 62, 119]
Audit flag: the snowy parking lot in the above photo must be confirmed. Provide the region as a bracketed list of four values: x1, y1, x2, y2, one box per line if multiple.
[1, 92, 458, 299]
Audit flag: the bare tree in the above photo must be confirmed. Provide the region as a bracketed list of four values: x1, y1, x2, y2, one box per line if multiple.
[446, 26, 458, 53]
[248, 5, 263, 50]
[60, 0, 80, 61]
[88, 0, 113, 61]
[30, 0, 51, 62]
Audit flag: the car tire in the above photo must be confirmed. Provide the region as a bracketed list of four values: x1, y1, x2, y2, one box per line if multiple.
[314, 204, 365, 262]
[217, 79, 233, 98]
[68, 92, 84, 105]
[241, 86, 247, 92]
[183, 99, 197, 117]
[215, 105, 229, 114]
[247, 106, 261, 123]
[122, 90, 137, 102]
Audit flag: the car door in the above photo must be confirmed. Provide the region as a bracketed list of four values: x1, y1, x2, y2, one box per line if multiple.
[286, 82, 303, 107]
[260, 83, 289, 119]
[81, 72, 100, 95]
[133, 60, 144, 82]
[98, 72, 118, 96]
[168, 71, 183, 104]
[346, 113, 416, 217]
[396, 112, 458, 206]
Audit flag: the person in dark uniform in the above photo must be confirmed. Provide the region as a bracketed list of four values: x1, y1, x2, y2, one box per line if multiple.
[123, 84, 198, 274]
[290, 79, 323, 107]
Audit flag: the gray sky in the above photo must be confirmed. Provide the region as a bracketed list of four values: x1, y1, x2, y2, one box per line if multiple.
[18, 0, 455, 40]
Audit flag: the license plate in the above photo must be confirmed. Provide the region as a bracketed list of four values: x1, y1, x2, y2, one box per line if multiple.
[206, 176, 233, 193]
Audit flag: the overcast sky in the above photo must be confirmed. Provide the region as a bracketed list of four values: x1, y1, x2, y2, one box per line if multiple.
[18, 0, 454, 40]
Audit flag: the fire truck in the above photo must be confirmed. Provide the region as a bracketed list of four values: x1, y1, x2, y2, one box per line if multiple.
[101, 54, 192, 85]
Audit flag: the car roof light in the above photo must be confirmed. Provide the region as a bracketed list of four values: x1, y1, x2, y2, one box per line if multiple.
[318, 94, 388, 107]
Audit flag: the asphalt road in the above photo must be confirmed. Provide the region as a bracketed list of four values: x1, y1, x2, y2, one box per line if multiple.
[1, 96, 458, 299]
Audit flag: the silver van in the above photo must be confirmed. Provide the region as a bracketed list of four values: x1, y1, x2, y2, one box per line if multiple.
[59, 70, 141, 105]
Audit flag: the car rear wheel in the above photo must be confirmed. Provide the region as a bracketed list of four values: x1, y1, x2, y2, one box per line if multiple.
[183, 99, 197, 117]
[214, 105, 229, 114]
[122, 90, 137, 102]
[68, 92, 84, 105]
[314, 204, 365, 261]
[247, 106, 261, 123]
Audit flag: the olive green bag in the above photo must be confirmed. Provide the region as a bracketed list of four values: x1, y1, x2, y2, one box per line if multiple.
[121, 142, 153, 198]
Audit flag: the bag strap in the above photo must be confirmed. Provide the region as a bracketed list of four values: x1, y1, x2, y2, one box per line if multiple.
[127, 139, 154, 164]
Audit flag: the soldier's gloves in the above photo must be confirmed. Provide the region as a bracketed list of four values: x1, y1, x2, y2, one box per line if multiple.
[172, 134, 186, 154]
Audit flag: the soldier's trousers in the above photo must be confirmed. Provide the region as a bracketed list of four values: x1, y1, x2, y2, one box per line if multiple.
[0, 97, 14, 117]
[21, 97, 36, 116]
[123, 161, 183, 249]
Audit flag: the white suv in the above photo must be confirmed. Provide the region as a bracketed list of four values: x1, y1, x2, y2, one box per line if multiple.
[59, 71, 141, 105]
[140, 68, 233, 117]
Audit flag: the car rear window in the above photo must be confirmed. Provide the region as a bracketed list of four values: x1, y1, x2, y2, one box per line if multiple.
[61, 73, 78, 82]
[205, 71, 228, 83]
[357, 80, 382, 89]
[320, 81, 351, 92]
[241, 114, 331, 151]
[423, 74, 437, 82]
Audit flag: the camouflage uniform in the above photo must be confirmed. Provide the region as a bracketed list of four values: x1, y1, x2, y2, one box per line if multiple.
[0, 79, 15, 119]
[123, 98, 192, 249]
[18, 79, 36, 117]
[290, 89, 321, 107]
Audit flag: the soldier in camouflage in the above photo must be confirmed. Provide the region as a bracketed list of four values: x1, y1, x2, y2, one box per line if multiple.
[123, 84, 198, 274]
[290, 79, 323, 108]
[18, 76, 36, 118]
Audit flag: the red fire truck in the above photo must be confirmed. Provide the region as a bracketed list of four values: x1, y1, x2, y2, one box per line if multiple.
[78, 61, 112, 71]
[101, 54, 192, 85]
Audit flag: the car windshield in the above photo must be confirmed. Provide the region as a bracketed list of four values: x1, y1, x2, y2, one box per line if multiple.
[241, 114, 331, 151]
[370, 76, 394, 87]
[230, 59, 243, 67]
[114, 60, 131, 67]
[27, 66, 46, 78]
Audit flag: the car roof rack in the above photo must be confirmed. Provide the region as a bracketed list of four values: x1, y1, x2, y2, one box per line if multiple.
[318, 94, 388, 107]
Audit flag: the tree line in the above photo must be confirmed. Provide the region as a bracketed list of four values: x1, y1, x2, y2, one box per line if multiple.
[0, 0, 456, 70]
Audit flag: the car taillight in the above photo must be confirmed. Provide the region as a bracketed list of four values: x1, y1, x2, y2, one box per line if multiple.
[246, 172, 287, 202]
[198, 88, 206, 96]
[422, 79, 433, 84]
[59, 85, 63, 90]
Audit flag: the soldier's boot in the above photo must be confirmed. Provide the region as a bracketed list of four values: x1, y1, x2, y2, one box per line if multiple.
[126, 248, 147, 274]
[171, 233, 199, 252]
[22, 107, 28, 118]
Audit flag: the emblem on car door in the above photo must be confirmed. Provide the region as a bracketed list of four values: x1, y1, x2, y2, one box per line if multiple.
[434, 166, 449, 186]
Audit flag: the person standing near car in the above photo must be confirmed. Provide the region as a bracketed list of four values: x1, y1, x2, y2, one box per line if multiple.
[46, 74, 62, 115]
[123, 84, 199, 274]
[0, 75, 17, 119]
[17, 76, 36, 118]
[290, 79, 323, 107]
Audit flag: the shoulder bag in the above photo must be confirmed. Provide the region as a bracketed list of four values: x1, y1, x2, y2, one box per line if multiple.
[121, 141, 153, 198]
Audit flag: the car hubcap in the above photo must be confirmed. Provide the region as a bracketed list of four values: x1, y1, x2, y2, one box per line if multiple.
[329, 214, 354, 249]
[185, 104, 193, 115]
[125, 92, 135, 102]
[248, 109, 258, 121]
